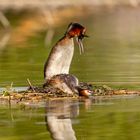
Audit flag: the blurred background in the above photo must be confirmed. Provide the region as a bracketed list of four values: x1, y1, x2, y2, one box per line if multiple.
[1, 0, 140, 88]
[1, 1, 140, 140]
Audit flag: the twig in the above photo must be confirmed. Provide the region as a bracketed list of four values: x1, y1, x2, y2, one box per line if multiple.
[0, 12, 11, 50]
[0, 11, 11, 29]
[27, 79, 35, 92]
[10, 82, 13, 89]
[8, 93, 11, 111]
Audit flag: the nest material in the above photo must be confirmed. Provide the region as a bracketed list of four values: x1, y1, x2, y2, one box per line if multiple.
[1, 83, 140, 106]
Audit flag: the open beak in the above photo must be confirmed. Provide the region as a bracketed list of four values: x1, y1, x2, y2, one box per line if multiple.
[76, 34, 88, 55]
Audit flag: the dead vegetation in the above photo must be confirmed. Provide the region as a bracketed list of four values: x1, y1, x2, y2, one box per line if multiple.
[1, 82, 140, 106]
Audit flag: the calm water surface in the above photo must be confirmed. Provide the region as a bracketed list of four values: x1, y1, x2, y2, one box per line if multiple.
[1, 7, 140, 140]
[0, 8, 140, 88]
[0, 96, 140, 140]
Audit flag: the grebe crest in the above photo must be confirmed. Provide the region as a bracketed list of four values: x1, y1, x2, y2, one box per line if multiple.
[65, 22, 88, 54]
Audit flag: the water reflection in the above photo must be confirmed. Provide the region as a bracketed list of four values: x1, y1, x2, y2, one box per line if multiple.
[45, 99, 79, 140]
[0, 30, 11, 51]
[1, 96, 140, 139]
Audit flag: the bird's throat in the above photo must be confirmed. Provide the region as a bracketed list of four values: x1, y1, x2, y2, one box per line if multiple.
[44, 37, 74, 80]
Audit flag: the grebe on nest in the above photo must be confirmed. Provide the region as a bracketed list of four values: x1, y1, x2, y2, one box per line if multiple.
[43, 23, 92, 96]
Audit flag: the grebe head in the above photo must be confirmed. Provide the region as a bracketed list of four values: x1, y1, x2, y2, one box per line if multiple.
[79, 89, 93, 98]
[65, 22, 88, 54]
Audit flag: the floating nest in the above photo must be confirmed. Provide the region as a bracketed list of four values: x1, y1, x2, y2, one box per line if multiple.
[1, 82, 140, 106]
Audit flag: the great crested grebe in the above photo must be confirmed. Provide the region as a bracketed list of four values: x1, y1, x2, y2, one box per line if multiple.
[43, 23, 91, 95]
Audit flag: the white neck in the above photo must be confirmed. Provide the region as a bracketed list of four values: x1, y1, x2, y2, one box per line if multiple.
[44, 37, 74, 80]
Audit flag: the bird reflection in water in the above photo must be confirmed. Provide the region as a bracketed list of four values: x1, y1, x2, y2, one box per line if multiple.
[45, 99, 79, 140]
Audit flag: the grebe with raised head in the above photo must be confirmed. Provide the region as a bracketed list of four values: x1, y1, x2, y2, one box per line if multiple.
[43, 23, 91, 95]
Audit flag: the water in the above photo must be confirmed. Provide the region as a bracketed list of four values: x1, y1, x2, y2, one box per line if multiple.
[0, 8, 140, 88]
[1, 7, 140, 140]
[0, 96, 140, 140]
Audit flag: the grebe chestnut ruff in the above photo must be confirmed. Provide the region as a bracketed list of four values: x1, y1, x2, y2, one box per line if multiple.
[43, 23, 92, 95]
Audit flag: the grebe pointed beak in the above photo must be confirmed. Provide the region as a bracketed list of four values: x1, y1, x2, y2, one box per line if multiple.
[83, 34, 89, 38]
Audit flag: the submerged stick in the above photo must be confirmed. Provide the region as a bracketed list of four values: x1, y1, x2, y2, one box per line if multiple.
[27, 79, 35, 92]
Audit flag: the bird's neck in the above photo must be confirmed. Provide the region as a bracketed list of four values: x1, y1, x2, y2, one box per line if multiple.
[44, 36, 74, 80]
